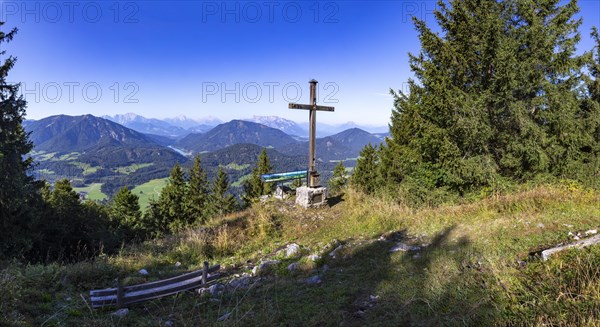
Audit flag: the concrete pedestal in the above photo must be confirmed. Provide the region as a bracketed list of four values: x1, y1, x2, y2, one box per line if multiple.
[295, 186, 328, 208]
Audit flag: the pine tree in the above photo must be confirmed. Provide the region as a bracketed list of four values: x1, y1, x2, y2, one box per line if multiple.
[157, 163, 188, 232]
[111, 186, 142, 239]
[379, 0, 591, 197]
[186, 155, 209, 223]
[209, 166, 236, 216]
[242, 148, 274, 205]
[351, 144, 379, 194]
[329, 160, 348, 194]
[0, 22, 40, 258]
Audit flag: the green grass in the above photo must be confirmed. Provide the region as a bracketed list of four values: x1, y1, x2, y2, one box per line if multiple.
[30, 151, 57, 161]
[72, 183, 107, 201]
[56, 152, 81, 161]
[131, 178, 169, 211]
[1, 185, 599, 326]
[232, 174, 252, 187]
[69, 162, 101, 175]
[113, 163, 154, 175]
[226, 163, 250, 171]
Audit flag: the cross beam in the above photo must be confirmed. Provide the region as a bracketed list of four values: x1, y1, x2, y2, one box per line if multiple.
[288, 79, 335, 188]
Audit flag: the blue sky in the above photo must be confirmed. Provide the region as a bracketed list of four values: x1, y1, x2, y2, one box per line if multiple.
[1, 0, 599, 126]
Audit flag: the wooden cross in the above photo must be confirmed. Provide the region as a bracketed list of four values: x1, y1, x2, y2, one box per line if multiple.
[289, 79, 335, 188]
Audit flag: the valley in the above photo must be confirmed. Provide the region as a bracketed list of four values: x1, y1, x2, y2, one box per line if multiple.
[26, 114, 386, 206]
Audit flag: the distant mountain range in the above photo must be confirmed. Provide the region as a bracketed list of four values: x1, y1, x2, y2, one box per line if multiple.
[24, 113, 386, 197]
[97, 113, 387, 138]
[102, 113, 221, 138]
[175, 120, 299, 153]
[278, 128, 383, 163]
[243, 116, 307, 137]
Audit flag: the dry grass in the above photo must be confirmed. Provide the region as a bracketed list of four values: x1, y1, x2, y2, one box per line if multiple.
[1, 184, 599, 326]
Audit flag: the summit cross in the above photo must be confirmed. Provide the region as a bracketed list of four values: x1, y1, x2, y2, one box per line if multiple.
[288, 79, 335, 188]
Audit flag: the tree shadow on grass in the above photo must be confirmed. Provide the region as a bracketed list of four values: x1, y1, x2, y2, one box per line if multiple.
[330, 226, 502, 326]
[327, 193, 345, 207]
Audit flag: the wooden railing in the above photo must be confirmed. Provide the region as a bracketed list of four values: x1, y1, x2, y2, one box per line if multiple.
[89, 261, 221, 308]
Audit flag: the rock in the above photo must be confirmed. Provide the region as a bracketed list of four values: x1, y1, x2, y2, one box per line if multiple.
[329, 245, 344, 258]
[209, 283, 225, 297]
[111, 308, 129, 318]
[197, 287, 209, 296]
[175, 262, 181, 267]
[228, 276, 251, 290]
[287, 262, 299, 272]
[305, 275, 322, 284]
[165, 320, 174, 327]
[369, 294, 380, 301]
[389, 242, 420, 252]
[537, 223, 545, 228]
[138, 269, 149, 275]
[322, 264, 329, 273]
[286, 243, 301, 257]
[252, 260, 280, 275]
[585, 229, 598, 235]
[217, 312, 232, 322]
[275, 185, 292, 200]
[307, 254, 321, 261]
[259, 195, 270, 203]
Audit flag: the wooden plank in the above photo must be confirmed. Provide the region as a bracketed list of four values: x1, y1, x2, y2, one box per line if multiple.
[288, 103, 312, 110]
[288, 103, 335, 112]
[90, 273, 222, 308]
[90, 265, 220, 297]
[541, 234, 600, 261]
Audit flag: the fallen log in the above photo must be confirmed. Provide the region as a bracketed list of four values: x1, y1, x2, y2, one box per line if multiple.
[541, 234, 600, 261]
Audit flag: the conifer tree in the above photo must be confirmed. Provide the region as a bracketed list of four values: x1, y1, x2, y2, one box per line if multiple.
[329, 160, 348, 194]
[186, 155, 209, 223]
[157, 163, 188, 232]
[379, 0, 592, 197]
[0, 22, 40, 258]
[351, 144, 379, 194]
[42, 179, 87, 258]
[209, 166, 236, 216]
[242, 148, 273, 205]
[111, 186, 142, 239]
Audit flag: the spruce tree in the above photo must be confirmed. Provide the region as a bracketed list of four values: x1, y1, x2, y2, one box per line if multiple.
[578, 26, 600, 186]
[186, 155, 209, 223]
[379, 0, 591, 197]
[111, 186, 142, 239]
[351, 144, 379, 194]
[157, 163, 188, 232]
[43, 179, 86, 258]
[209, 166, 236, 216]
[0, 22, 40, 258]
[329, 160, 348, 194]
[242, 148, 273, 205]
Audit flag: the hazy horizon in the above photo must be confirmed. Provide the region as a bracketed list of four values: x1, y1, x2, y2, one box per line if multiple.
[3, 1, 599, 125]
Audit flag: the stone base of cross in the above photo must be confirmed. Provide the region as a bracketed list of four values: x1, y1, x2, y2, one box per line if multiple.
[288, 79, 335, 208]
